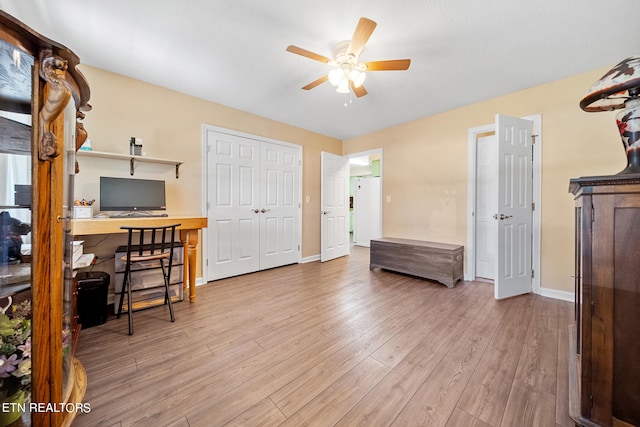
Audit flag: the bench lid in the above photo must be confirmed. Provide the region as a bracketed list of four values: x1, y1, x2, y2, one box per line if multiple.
[371, 237, 463, 251]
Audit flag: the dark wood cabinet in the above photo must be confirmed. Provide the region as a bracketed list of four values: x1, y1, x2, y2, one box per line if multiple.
[569, 176, 640, 427]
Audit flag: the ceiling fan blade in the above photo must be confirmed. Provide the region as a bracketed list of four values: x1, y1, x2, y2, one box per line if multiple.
[348, 17, 377, 58]
[350, 81, 368, 98]
[364, 59, 411, 71]
[302, 75, 329, 90]
[286, 45, 332, 63]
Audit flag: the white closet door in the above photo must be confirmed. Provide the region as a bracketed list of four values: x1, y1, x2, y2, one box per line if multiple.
[207, 131, 260, 280]
[259, 142, 299, 269]
[206, 128, 300, 281]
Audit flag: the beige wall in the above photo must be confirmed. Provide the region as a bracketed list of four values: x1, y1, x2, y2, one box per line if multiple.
[76, 65, 342, 269]
[343, 66, 621, 294]
[78, 63, 622, 294]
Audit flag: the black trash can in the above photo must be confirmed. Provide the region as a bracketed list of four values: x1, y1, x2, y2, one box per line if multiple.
[76, 271, 110, 329]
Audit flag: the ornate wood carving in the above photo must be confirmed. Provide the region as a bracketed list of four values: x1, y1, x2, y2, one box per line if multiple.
[38, 49, 71, 161]
[75, 110, 88, 173]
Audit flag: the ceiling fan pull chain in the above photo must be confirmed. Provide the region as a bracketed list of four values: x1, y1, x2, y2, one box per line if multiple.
[343, 90, 353, 108]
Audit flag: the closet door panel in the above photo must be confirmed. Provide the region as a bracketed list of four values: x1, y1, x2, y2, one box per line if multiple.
[207, 131, 260, 280]
[259, 142, 299, 270]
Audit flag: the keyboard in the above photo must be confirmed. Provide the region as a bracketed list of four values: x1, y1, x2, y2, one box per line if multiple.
[109, 212, 168, 218]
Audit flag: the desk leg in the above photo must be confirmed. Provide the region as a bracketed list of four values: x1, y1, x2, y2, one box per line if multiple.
[180, 229, 199, 303]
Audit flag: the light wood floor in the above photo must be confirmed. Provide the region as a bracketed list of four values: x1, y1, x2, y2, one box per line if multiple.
[75, 246, 575, 427]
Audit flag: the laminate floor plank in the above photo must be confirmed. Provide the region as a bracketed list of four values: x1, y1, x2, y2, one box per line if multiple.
[456, 294, 536, 426]
[500, 380, 556, 427]
[514, 297, 560, 395]
[445, 407, 492, 427]
[75, 246, 574, 427]
[390, 330, 490, 427]
[122, 329, 354, 426]
[333, 288, 487, 427]
[555, 301, 576, 427]
[269, 284, 440, 416]
[224, 398, 287, 427]
[184, 329, 364, 426]
[369, 281, 485, 369]
[277, 357, 390, 427]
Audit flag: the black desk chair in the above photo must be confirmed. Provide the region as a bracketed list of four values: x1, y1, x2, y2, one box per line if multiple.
[116, 223, 181, 335]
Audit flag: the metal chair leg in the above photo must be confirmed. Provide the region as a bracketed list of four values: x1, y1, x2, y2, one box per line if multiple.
[127, 269, 133, 335]
[161, 260, 175, 322]
[117, 269, 128, 319]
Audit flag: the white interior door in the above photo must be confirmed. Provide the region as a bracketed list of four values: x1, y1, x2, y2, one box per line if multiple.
[494, 114, 533, 299]
[207, 132, 260, 280]
[476, 135, 497, 279]
[321, 152, 350, 262]
[259, 142, 299, 270]
[354, 177, 381, 247]
[206, 129, 300, 280]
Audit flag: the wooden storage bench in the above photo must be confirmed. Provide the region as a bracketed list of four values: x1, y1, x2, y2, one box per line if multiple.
[370, 237, 464, 288]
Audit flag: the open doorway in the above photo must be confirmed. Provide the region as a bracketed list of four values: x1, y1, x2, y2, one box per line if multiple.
[348, 149, 383, 247]
[466, 114, 541, 296]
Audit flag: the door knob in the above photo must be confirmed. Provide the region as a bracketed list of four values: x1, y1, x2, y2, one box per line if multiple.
[322, 211, 330, 215]
[260, 208, 271, 213]
[493, 213, 512, 220]
[252, 209, 259, 213]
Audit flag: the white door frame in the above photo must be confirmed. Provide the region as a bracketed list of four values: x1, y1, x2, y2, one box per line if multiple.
[201, 124, 303, 282]
[465, 114, 541, 295]
[348, 148, 383, 245]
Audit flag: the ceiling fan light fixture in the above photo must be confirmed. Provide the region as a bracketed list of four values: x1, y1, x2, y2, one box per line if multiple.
[336, 79, 350, 94]
[350, 69, 366, 88]
[328, 68, 344, 86]
[286, 17, 411, 99]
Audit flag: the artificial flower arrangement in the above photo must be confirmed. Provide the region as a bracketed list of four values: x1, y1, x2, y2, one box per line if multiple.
[0, 300, 31, 402]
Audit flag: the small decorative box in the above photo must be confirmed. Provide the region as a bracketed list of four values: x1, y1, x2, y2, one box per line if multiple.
[73, 206, 93, 219]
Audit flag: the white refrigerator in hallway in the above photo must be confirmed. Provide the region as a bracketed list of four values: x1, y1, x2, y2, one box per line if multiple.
[353, 177, 382, 247]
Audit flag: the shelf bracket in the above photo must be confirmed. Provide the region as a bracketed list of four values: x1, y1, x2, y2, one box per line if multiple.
[175, 163, 180, 179]
[130, 158, 135, 176]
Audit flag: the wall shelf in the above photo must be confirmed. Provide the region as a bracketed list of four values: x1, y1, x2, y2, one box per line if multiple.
[76, 150, 183, 178]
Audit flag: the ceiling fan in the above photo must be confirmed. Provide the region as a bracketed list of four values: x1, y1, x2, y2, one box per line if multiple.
[286, 17, 411, 98]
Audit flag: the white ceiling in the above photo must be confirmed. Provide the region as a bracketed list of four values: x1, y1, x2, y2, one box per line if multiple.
[2, 0, 640, 140]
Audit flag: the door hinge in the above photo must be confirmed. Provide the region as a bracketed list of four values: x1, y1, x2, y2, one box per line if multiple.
[531, 202, 535, 211]
[591, 299, 595, 317]
[531, 270, 535, 279]
[531, 134, 538, 144]
[591, 206, 595, 223]
[298, 245, 300, 251]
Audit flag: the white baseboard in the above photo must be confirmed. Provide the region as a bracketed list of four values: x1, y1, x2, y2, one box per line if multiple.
[463, 274, 575, 303]
[539, 287, 574, 303]
[300, 254, 321, 263]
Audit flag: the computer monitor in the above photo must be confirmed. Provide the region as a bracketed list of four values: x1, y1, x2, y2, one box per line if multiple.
[99, 177, 166, 213]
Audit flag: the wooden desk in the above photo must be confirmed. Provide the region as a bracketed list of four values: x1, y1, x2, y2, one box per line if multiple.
[71, 216, 207, 302]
